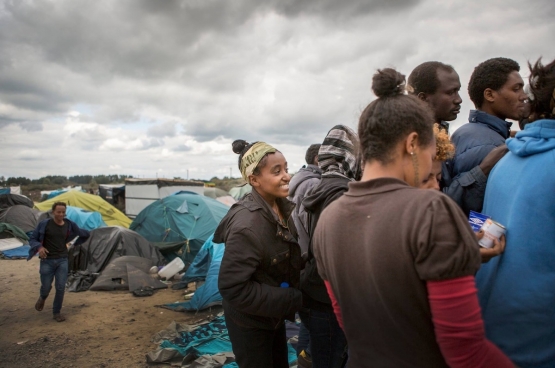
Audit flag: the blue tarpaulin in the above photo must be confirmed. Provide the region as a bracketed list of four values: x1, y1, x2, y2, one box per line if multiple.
[154, 315, 297, 366]
[163, 235, 224, 311]
[65, 206, 107, 231]
[1, 245, 30, 259]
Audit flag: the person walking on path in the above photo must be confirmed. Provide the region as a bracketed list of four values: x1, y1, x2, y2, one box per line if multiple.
[28, 201, 90, 322]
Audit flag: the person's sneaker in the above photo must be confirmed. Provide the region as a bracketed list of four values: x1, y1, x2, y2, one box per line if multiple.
[35, 297, 45, 312]
[53, 314, 66, 322]
[297, 349, 312, 368]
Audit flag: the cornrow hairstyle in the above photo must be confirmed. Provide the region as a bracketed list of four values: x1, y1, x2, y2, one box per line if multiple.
[468, 57, 520, 108]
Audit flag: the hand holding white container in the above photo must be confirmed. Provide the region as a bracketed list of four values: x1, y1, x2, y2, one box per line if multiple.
[478, 219, 506, 249]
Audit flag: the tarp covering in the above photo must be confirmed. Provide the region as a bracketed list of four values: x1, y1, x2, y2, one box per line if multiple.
[0, 205, 45, 233]
[35, 190, 131, 228]
[0, 223, 29, 252]
[228, 183, 251, 200]
[69, 226, 165, 274]
[147, 315, 298, 367]
[0, 193, 34, 209]
[130, 192, 229, 265]
[41, 206, 106, 231]
[0, 245, 30, 259]
[87, 256, 167, 291]
[203, 187, 236, 207]
[163, 236, 224, 311]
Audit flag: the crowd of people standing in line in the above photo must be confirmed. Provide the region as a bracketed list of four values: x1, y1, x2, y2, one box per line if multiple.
[216, 56, 555, 368]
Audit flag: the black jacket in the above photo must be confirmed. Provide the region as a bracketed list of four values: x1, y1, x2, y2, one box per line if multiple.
[214, 189, 303, 330]
[301, 175, 350, 310]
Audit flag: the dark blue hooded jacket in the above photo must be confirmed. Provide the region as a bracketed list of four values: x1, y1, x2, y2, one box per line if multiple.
[27, 218, 90, 260]
[442, 110, 511, 215]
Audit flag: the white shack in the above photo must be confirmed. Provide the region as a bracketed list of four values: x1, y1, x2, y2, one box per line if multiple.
[124, 178, 204, 218]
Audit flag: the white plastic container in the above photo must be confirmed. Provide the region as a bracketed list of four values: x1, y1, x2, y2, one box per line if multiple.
[158, 258, 185, 280]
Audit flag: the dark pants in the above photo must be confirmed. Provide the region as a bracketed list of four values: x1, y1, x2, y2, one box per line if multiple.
[299, 308, 348, 368]
[39, 258, 68, 315]
[225, 313, 289, 368]
[297, 320, 311, 355]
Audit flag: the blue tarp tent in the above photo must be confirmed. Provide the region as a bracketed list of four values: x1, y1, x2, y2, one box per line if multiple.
[130, 192, 229, 265]
[65, 206, 107, 231]
[162, 235, 224, 311]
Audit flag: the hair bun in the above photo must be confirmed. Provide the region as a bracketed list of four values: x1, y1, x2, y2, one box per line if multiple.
[232, 139, 249, 154]
[372, 68, 406, 98]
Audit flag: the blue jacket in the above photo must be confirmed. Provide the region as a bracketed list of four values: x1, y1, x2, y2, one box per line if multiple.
[475, 119, 555, 368]
[442, 110, 512, 215]
[27, 218, 90, 260]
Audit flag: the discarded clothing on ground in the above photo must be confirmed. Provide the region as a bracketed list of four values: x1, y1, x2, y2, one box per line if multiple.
[147, 314, 298, 367]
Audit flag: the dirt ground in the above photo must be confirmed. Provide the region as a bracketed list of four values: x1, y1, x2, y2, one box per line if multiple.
[0, 258, 221, 368]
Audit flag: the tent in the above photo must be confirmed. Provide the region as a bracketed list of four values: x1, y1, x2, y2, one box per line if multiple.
[34, 190, 131, 228]
[0, 193, 34, 210]
[41, 206, 106, 231]
[163, 235, 224, 312]
[69, 226, 165, 274]
[0, 205, 45, 234]
[0, 223, 29, 255]
[88, 256, 167, 292]
[130, 192, 229, 265]
[228, 183, 251, 200]
[125, 178, 204, 218]
[0, 186, 21, 195]
[203, 187, 236, 207]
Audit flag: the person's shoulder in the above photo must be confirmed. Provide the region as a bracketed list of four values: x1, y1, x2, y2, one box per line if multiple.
[38, 218, 51, 227]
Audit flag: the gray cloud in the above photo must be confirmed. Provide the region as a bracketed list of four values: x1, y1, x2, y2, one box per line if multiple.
[147, 121, 178, 138]
[0, 0, 554, 179]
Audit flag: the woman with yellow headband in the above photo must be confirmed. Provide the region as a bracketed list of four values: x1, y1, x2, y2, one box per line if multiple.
[214, 139, 302, 368]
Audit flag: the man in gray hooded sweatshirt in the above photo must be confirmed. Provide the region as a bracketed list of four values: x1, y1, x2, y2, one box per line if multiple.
[288, 143, 321, 255]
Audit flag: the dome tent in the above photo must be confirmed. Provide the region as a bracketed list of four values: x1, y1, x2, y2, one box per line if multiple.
[35, 190, 131, 228]
[130, 192, 229, 265]
[69, 226, 165, 274]
[0, 205, 45, 234]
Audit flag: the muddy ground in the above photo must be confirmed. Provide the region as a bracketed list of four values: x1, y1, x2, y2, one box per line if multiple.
[0, 258, 221, 368]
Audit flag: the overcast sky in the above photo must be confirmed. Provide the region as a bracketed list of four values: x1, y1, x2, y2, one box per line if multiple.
[1, 0, 554, 181]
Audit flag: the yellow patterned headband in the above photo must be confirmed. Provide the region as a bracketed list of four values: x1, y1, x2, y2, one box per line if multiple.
[240, 142, 277, 181]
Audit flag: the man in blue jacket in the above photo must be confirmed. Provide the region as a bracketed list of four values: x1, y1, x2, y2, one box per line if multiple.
[442, 57, 527, 216]
[29, 201, 90, 322]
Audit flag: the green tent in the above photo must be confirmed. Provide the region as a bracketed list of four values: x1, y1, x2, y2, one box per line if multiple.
[129, 192, 229, 265]
[228, 183, 251, 200]
[35, 191, 131, 228]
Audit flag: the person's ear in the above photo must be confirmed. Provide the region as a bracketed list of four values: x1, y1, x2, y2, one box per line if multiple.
[417, 92, 428, 102]
[404, 132, 419, 155]
[249, 174, 260, 188]
[483, 88, 496, 104]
